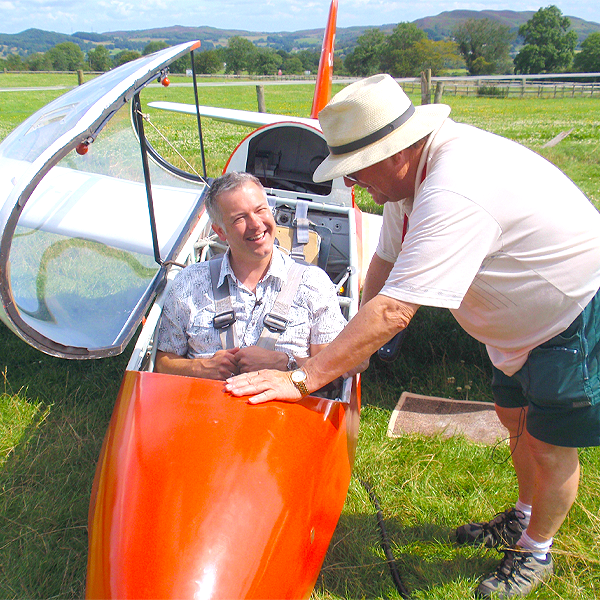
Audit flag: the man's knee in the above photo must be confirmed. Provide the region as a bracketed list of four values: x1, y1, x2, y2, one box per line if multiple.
[495, 404, 527, 435]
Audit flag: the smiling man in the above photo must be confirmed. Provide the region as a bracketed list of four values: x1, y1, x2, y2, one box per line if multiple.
[155, 171, 346, 381]
[226, 75, 600, 598]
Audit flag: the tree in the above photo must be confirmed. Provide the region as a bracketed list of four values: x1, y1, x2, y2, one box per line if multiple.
[46, 42, 85, 71]
[344, 28, 386, 77]
[454, 18, 513, 75]
[26, 52, 52, 71]
[249, 48, 280, 75]
[113, 50, 141, 67]
[143, 41, 169, 56]
[283, 56, 303, 75]
[88, 45, 112, 72]
[410, 39, 464, 76]
[573, 32, 600, 72]
[224, 36, 256, 74]
[514, 5, 577, 74]
[193, 49, 222, 74]
[296, 49, 320, 74]
[379, 22, 426, 77]
[5, 54, 25, 71]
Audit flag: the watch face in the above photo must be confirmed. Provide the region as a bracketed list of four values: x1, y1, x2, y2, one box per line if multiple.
[291, 369, 307, 383]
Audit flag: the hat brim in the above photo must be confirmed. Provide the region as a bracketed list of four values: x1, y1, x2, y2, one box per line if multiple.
[313, 104, 451, 183]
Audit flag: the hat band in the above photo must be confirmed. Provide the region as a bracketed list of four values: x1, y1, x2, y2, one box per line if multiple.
[327, 104, 416, 156]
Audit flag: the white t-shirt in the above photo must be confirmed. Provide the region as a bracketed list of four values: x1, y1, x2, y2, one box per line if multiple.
[377, 119, 600, 375]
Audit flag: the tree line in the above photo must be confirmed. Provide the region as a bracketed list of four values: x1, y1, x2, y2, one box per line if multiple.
[346, 6, 600, 77]
[0, 37, 323, 76]
[2, 5, 599, 77]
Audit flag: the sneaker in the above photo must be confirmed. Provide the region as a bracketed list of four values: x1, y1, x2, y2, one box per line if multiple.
[455, 508, 525, 548]
[476, 546, 553, 598]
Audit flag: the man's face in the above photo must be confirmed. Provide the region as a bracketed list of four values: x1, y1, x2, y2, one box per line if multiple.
[212, 182, 276, 265]
[343, 149, 416, 205]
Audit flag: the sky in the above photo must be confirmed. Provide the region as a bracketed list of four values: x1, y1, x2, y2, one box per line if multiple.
[1, 0, 599, 36]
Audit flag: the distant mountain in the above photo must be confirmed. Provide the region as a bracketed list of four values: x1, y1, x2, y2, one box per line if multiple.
[1, 9, 599, 59]
[413, 9, 600, 45]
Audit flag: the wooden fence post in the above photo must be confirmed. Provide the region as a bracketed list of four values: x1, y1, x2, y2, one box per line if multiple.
[420, 69, 431, 105]
[434, 81, 444, 103]
[256, 84, 266, 113]
[77, 69, 84, 85]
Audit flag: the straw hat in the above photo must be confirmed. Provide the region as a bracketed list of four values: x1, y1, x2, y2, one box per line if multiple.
[313, 74, 451, 183]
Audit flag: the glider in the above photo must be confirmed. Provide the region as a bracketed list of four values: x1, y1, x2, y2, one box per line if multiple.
[0, 1, 383, 596]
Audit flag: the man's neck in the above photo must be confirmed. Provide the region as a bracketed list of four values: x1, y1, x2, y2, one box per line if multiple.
[229, 252, 273, 294]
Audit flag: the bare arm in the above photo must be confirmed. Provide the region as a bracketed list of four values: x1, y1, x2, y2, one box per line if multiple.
[155, 349, 240, 380]
[225, 294, 419, 403]
[360, 253, 395, 307]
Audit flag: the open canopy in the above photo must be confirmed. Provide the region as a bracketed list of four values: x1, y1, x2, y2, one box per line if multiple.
[0, 41, 207, 359]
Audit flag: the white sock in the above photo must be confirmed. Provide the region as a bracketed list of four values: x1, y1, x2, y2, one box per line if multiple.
[515, 499, 532, 528]
[517, 530, 553, 560]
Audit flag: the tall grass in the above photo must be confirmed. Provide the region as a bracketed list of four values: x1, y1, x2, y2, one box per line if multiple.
[0, 73, 599, 598]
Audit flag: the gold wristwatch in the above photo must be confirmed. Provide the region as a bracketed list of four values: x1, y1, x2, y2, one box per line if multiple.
[289, 368, 309, 397]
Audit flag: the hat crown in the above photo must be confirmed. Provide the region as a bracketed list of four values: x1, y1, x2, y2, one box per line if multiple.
[319, 74, 412, 147]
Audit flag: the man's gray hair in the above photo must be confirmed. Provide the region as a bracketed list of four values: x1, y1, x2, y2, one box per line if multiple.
[205, 172, 264, 225]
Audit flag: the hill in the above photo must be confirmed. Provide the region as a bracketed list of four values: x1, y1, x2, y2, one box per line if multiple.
[1, 9, 599, 59]
[413, 9, 600, 45]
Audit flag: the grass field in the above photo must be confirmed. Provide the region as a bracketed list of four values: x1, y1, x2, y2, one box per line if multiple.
[0, 72, 599, 599]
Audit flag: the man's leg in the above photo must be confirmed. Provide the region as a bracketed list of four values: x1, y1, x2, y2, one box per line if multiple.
[475, 412, 580, 598]
[495, 405, 534, 506]
[455, 404, 531, 549]
[524, 433, 580, 542]
[495, 403, 580, 540]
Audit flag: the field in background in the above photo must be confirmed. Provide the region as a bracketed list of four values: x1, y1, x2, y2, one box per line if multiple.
[0, 73, 599, 598]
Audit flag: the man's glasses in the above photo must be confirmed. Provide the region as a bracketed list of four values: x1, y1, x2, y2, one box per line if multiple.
[344, 173, 361, 186]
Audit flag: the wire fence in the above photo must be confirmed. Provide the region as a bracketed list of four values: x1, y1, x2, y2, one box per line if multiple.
[400, 79, 600, 99]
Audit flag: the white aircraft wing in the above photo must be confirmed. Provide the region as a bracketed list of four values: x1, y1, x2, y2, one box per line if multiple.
[148, 101, 321, 129]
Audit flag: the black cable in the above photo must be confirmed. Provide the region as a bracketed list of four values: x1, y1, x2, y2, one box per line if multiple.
[360, 479, 411, 599]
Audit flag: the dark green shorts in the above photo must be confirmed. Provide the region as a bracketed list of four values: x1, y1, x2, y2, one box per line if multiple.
[492, 287, 600, 448]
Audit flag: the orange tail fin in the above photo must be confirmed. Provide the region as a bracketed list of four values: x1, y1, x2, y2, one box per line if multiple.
[310, 0, 338, 119]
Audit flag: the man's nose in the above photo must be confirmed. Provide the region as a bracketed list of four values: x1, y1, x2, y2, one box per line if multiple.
[248, 213, 262, 228]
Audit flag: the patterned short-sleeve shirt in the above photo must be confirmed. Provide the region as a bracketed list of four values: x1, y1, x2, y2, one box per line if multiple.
[157, 248, 347, 360]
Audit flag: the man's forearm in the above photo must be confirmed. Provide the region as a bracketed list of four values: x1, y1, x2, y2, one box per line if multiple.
[302, 294, 418, 393]
[155, 351, 205, 377]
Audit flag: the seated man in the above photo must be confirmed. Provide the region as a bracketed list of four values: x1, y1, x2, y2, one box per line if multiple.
[155, 171, 347, 380]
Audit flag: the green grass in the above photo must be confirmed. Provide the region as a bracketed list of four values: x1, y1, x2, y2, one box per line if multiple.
[1, 72, 599, 599]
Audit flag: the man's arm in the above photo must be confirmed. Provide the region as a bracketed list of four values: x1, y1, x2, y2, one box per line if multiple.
[225, 294, 419, 403]
[361, 253, 395, 307]
[155, 349, 240, 380]
[233, 340, 329, 374]
[233, 347, 289, 373]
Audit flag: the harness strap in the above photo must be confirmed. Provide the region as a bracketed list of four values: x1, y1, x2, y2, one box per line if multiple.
[256, 261, 307, 351]
[210, 256, 238, 350]
[291, 200, 310, 262]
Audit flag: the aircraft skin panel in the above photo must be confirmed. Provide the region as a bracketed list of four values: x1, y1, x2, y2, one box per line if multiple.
[86, 371, 360, 599]
[148, 101, 320, 129]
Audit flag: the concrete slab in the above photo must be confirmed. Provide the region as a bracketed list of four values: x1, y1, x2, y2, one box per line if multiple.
[387, 392, 509, 445]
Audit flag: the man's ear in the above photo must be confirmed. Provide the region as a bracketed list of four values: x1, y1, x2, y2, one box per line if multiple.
[389, 150, 405, 166]
[212, 222, 227, 242]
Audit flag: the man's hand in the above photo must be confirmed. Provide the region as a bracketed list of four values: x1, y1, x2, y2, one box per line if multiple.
[155, 349, 240, 380]
[225, 369, 302, 404]
[200, 348, 241, 380]
[233, 346, 288, 373]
